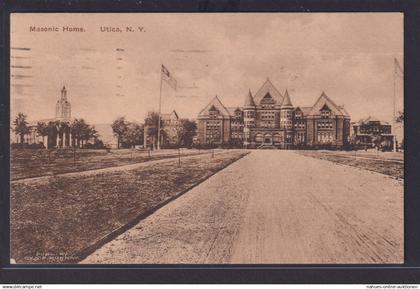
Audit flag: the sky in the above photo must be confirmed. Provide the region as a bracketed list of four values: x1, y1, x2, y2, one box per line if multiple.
[11, 13, 403, 125]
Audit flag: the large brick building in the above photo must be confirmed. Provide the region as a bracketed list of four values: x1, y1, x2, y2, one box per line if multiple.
[197, 79, 351, 149]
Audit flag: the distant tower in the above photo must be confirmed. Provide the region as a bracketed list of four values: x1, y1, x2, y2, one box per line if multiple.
[280, 89, 294, 145]
[243, 89, 256, 147]
[56, 86, 71, 121]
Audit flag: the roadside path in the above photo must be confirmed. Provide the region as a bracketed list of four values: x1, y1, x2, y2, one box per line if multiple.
[82, 150, 403, 264]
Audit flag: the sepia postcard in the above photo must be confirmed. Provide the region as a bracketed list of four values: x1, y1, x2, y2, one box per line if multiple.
[9, 13, 404, 265]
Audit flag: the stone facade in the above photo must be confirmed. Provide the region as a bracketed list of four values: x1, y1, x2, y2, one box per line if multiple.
[197, 79, 351, 149]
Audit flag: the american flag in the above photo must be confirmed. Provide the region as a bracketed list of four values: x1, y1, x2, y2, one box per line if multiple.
[161, 64, 177, 90]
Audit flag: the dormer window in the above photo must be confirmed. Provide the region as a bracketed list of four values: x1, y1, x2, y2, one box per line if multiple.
[234, 109, 242, 118]
[320, 104, 331, 118]
[260, 93, 275, 106]
[209, 105, 219, 117]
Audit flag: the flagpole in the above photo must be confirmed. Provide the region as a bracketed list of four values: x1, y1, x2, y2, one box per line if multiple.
[157, 66, 163, 150]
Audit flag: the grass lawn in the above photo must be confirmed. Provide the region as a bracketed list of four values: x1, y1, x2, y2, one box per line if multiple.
[11, 148, 210, 180]
[10, 150, 249, 264]
[297, 150, 404, 179]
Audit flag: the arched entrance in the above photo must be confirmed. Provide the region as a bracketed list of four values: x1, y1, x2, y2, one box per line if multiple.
[273, 133, 281, 144]
[264, 133, 272, 144]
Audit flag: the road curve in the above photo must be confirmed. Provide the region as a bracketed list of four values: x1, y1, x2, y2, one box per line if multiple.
[81, 150, 403, 264]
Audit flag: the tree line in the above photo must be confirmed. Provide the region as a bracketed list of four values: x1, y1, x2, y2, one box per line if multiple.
[12, 113, 100, 149]
[12, 111, 197, 150]
[111, 117, 143, 149]
[111, 112, 197, 149]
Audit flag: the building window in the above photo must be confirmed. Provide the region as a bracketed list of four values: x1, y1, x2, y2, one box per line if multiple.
[295, 132, 305, 143]
[317, 120, 333, 129]
[317, 132, 334, 143]
[206, 120, 221, 129]
[260, 111, 275, 120]
[206, 120, 221, 143]
[294, 121, 305, 129]
[321, 111, 330, 118]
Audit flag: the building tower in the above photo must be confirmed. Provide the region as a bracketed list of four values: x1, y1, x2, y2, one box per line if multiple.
[280, 89, 294, 147]
[243, 89, 256, 148]
[56, 86, 71, 121]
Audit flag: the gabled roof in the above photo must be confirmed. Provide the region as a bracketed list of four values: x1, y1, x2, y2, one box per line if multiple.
[253, 78, 284, 105]
[198, 95, 231, 117]
[244, 90, 256, 107]
[337, 105, 350, 118]
[295, 106, 312, 116]
[360, 116, 381, 123]
[226, 107, 243, 116]
[161, 110, 179, 120]
[308, 92, 348, 117]
[354, 116, 387, 125]
[281, 89, 293, 108]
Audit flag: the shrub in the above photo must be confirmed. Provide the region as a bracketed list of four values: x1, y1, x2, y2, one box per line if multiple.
[84, 139, 106, 149]
[11, 143, 45, 149]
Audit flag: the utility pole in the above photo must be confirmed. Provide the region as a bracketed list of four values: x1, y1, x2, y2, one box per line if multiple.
[393, 58, 397, 152]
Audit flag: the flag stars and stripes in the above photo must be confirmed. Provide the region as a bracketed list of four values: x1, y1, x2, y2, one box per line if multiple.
[161, 64, 177, 90]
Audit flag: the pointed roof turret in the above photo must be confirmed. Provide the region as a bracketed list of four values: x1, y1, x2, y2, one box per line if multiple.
[60, 85, 67, 100]
[244, 89, 256, 107]
[281, 89, 293, 108]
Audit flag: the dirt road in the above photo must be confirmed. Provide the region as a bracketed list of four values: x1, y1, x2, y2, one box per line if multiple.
[81, 150, 403, 264]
